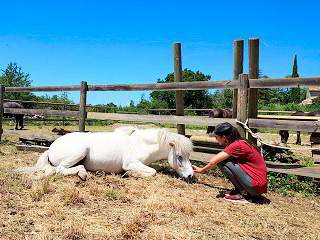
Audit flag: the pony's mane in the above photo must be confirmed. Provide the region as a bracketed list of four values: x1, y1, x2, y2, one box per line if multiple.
[158, 129, 193, 155]
[114, 126, 193, 154]
[114, 126, 139, 135]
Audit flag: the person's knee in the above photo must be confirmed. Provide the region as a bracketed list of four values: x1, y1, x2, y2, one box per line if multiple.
[217, 160, 229, 169]
[217, 163, 229, 174]
[217, 162, 223, 169]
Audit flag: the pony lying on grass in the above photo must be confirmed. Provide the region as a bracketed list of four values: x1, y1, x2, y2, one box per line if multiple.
[15, 126, 194, 181]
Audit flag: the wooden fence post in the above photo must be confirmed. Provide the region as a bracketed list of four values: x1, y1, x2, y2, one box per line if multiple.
[79, 81, 88, 132]
[237, 74, 249, 137]
[173, 42, 185, 135]
[0, 85, 4, 141]
[62, 103, 66, 126]
[248, 38, 259, 144]
[232, 39, 244, 118]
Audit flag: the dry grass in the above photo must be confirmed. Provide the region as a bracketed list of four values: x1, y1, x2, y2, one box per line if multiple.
[0, 124, 320, 240]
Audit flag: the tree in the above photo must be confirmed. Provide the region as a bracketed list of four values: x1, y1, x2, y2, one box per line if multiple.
[257, 70, 272, 105]
[284, 55, 302, 104]
[256, 68, 305, 106]
[210, 89, 233, 109]
[60, 92, 71, 103]
[290, 55, 300, 103]
[150, 69, 212, 110]
[292, 55, 299, 78]
[256, 69, 287, 106]
[0, 62, 34, 100]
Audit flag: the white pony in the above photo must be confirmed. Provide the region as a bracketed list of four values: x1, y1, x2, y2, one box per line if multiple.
[16, 126, 194, 181]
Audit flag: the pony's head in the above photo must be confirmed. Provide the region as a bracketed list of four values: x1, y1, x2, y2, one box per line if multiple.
[159, 130, 194, 181]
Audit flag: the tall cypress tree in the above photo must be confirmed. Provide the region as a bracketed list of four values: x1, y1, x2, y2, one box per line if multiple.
[292, 55, 299, 78]
[291, 55, 300, 103]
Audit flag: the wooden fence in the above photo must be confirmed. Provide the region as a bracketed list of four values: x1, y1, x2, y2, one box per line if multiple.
[1, 39, 320, 142]
[147, 109, 311, 116]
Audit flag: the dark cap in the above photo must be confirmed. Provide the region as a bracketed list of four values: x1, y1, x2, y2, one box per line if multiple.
[209, 122, 233, 137]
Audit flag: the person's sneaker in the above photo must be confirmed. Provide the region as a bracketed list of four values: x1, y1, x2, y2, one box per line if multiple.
[224, 194, 250, 203]
[224, 189, 239, 196]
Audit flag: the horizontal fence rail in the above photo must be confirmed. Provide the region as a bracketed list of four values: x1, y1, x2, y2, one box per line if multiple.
[248, 118, 320, 132]
[3, 99, 113, 108]
[3, 118, 101, 122]
[4, 108, 81, 118]
[257, 115, 320, 120]
[4, 106, 320, 132]
[3, 101, 320, 132]
[310, 91, 320, 97]
[148, 108, 212, 112]
[148, 109, 304, 114]
[86, 112, 320, 132]
[87, 112, 236, 126]
[4, 77, 320, 93]
[87, 81, 239, 91]
[250, 77, 320, 88]
[5, 86, 81, 92]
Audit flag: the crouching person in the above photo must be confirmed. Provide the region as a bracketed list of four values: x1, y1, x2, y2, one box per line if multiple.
[192, 122, 268, 203]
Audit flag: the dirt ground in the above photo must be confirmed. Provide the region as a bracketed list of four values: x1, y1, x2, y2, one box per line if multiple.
[0, 123, 319, 240]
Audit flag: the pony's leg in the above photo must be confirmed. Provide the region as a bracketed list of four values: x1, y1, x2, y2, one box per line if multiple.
[14, 116, 19, 130]
[207, 126, 215, 134]
[55, 149, 89, 180]
[19, 115, 24, 129]
[296, 131, 301, 145]
[123, 161, 157, 177]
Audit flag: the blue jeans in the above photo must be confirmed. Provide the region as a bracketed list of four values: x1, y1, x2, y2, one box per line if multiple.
[217, 159, 261, 196]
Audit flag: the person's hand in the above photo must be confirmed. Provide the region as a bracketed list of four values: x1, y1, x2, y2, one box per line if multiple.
[192, 165, 203, 173]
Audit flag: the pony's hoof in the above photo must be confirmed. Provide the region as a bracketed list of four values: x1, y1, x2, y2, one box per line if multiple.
[78, 170, 88, 181]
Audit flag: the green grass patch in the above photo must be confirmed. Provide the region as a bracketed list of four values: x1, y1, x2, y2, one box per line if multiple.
[268, 172, 320, 197]
[299, 156, 315, 167]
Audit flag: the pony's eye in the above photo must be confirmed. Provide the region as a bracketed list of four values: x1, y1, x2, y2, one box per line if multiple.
[177, 155, 183, 164]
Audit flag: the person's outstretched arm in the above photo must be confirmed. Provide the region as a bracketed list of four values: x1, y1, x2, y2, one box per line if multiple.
[192, 151, 230, 173]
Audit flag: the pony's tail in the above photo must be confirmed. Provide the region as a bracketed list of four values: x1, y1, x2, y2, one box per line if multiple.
[14, 150, 56, 179]
[35, 150, 52, 168]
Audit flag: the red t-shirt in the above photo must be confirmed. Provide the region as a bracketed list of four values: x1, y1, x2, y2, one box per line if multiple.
[224, 140, 268, 193]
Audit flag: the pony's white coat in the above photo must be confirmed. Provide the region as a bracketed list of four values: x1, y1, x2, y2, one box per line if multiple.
[16, 127, 194, 180]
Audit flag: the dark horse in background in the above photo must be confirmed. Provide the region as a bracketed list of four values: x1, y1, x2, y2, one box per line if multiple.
[3, 102, 24, 130]
[279, 111, 320, 145]
[207, 108, 232, 134]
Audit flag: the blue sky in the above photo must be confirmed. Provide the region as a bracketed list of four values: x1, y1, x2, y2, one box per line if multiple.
[1, 0, 319, 106]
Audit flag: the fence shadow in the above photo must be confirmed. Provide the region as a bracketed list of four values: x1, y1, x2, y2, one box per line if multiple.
[267, 163, 306, 169]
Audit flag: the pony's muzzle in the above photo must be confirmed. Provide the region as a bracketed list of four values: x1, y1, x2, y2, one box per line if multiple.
[185, 174, 196, 183]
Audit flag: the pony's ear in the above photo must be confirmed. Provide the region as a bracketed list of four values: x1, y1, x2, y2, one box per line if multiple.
[169, 142, 176, 148]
